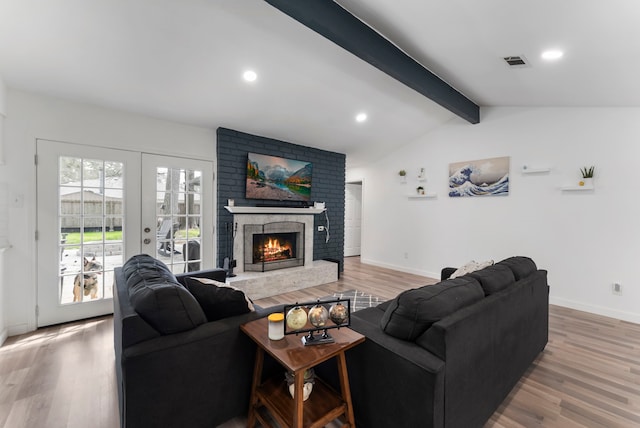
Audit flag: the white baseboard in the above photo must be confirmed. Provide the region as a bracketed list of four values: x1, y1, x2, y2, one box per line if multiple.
[360, 258, 640, 325]
[359, 257, 440, 280]
[0, 328, 7, 347]
[7, 323, 31, 338]
[550, 296, 640, 325]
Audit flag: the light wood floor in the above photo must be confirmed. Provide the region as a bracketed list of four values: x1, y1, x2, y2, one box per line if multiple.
[1, 257, 639, 428]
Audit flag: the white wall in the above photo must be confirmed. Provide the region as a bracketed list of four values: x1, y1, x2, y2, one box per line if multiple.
[1, 89, 216, 338]
[349, 107, 640, 324]
[0, 75, 6, 344]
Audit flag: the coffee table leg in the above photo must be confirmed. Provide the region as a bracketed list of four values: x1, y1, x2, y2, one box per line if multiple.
[337, 352, 356, 427]
[247, 347, 264, 428]
[293, 370, 304, 428]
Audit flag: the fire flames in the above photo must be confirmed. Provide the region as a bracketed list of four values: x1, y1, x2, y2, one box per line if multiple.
[257, 237, 293, 262]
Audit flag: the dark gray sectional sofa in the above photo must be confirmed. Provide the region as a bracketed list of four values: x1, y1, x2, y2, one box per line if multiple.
[321, 256, 549, 428]
[115, 254, 547, 428]
[113, 254, 281, 428]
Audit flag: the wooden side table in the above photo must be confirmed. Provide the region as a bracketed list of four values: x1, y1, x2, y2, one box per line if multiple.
[241, 316, 365, 428]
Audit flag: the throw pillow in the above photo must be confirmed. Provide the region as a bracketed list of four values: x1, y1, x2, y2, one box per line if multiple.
[128, 281, 207, 334]
[123, 254, 207, 335]
[184, 277, 255, 322]
[449, 259, 494, 279]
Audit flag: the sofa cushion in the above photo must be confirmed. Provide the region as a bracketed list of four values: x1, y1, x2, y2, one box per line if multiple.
[183, 277, 255, 322]
[380, 277, 484, 341]
[449, 259, 494, 279]
[123, 253, 177, 291]
[467, 264, 515, 296]
[123, 254, 207, 334]
[497, 256, 537, 280]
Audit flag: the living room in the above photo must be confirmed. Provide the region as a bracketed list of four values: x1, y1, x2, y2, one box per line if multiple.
[0, 1, 639, 427]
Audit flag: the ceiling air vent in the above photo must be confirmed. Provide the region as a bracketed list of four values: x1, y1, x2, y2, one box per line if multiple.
[503, 55, 530, 68]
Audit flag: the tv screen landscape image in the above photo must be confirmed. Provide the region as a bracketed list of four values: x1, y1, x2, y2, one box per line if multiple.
[246, 153, 313, 202]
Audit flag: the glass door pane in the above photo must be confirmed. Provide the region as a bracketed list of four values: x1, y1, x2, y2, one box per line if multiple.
[154, 167, 203, 273]
[141, 154, 213, 275]
[59, 157, 124, 304]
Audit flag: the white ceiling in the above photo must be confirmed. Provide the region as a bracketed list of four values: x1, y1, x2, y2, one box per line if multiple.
[1, 0, 639, 167]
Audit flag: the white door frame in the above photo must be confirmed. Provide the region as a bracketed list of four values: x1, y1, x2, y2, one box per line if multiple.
[344, 180, 363, 257]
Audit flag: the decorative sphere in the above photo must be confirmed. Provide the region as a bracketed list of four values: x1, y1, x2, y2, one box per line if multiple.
[308, 304, 329, 328]
[329, 302, 349, 325]
[286, 306, 308, 330]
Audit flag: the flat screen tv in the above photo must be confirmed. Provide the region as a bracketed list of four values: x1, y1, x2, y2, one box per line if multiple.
[246, 152, 313, 202]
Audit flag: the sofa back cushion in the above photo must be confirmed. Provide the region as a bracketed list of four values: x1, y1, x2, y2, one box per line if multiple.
[467, 264, 515, 296]
[123, 254, 207, 335]
[496, 256, 537, 280]
[380, 277, 484, 341]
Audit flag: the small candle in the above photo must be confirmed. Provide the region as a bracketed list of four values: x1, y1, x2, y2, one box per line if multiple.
[268, 313, 285, 340]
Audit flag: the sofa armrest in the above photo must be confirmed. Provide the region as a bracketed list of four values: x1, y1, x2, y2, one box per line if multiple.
[417, 270, 549, 428]
[441, 266, 456, 280]
[320, 307, 445, 428]
[121, 305, 282, 358]
[119, 304, 283, 427]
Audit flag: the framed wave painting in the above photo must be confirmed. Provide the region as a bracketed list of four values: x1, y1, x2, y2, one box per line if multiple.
[449, 156, 510, 197]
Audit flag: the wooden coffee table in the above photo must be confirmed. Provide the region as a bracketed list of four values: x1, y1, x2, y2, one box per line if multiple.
[241, 316, 365, 428]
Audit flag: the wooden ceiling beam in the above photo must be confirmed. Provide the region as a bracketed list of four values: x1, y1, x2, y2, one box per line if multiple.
[264, 0, 479, 124]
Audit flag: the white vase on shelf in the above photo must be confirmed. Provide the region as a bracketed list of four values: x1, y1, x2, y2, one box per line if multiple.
[580, 177, 593, 187]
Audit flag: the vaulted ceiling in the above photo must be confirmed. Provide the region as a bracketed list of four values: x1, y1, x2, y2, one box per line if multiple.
[1, 0, 638, 167]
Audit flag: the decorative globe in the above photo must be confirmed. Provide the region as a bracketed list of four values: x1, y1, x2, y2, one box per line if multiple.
[308, 304, 329, 328]
[329, 302, 349, 325]
[286, 306, 308, 330]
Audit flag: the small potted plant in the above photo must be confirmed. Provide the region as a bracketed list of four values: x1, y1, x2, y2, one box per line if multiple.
[399, 170, 407, 183]
[416, 186, 425, 195]
[579, 166, 594, 187]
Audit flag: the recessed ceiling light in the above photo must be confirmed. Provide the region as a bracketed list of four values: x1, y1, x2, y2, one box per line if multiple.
[355, 112, 367, 123]
[243, 70, 257, 82]
[541, 50, 563, 60]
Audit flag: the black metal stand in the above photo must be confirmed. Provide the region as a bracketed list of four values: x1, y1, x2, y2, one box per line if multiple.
[302, 329, 335, 346]
[224, 222, 237, 278]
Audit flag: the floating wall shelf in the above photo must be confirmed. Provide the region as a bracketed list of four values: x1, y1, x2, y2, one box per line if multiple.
[560, 185, 594, 191]
[408, 193, 437, 199]
[521, 166, 551, 174]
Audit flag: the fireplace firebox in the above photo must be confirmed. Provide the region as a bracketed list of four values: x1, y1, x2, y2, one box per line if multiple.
[244, 222, 305, 272]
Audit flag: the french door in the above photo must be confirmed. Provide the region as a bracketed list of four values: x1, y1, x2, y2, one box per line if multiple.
[140, 153, 213, 275]
[36, 140, 213, 327]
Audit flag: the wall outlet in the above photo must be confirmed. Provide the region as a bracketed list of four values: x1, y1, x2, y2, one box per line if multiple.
[612, 282, 622, 295]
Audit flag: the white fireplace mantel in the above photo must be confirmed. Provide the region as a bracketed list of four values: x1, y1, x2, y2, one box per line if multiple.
[224, 206, 325, 215]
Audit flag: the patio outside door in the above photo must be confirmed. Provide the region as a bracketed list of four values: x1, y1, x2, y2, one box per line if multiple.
[36, 140, 213, 327]
[36, 140, 140, 326]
